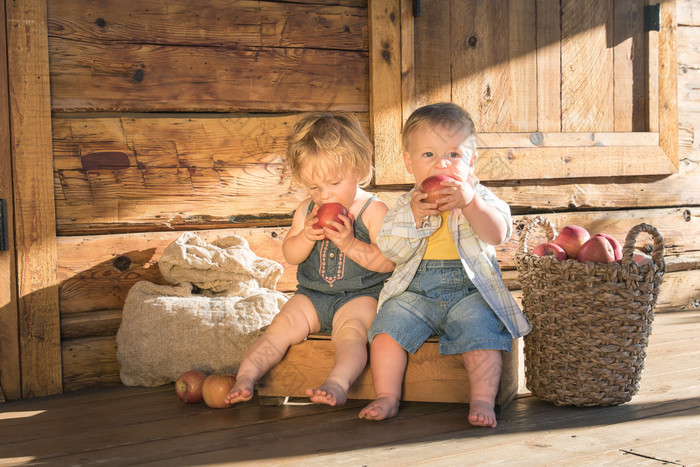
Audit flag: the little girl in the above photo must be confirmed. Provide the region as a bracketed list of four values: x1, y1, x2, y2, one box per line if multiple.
[225, 113, 394, 407]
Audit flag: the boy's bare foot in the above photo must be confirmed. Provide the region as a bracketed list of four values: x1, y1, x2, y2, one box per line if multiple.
[305, 380, 347, 406]
[224, 377, 255, 405]
[358, 396, 399, 421]
[468, 399, 497, 428]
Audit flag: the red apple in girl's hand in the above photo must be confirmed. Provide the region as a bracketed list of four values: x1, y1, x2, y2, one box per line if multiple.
[313, 203, 348, 232]
[202, 374, 237, 409]
[421, 175, 456, 203]
[576, 236, 615, 264]
[553, 225, 590, 259]
[175, 369, 208, 403]
[532, 242, 567, 262]
[592, 233, 623, 261]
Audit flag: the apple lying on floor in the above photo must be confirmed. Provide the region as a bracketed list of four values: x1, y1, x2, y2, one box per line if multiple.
[553, 225, 590, 259]
[577, 236, 615, 264]
[420, 174, 456, 204]
[175, 369, 208, 403]
[532, 242, 567, 262]
[313, 202, 348, 232]
[202, 374, 237, 408]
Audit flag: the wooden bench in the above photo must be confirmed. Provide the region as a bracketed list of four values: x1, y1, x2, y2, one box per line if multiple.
[258, 334, 520, 411]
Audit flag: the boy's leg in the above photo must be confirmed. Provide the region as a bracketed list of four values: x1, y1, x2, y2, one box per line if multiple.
[462, 349, 502, 428]
[306, 296, 377, 406]
[225, 294, 320, 405]
[359, 333, 407, 420]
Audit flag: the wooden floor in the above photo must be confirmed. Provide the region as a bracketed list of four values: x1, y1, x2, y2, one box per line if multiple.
[1, 310, 699, 466]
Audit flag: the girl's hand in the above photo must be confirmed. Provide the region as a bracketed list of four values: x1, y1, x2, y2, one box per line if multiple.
[303, 206, 326, 242]
[411, 188, 440, 226]
[433, 174, 476, 211]
[324, 213, 356, 252]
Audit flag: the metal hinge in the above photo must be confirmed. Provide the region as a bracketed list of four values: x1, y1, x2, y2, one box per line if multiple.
[644, 4, 660, 32]
[0, 199, 7, 251]
[413, 0, 421, 17]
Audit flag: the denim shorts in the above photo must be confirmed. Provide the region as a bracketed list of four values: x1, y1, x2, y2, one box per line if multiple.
[296, 283, 383, 333]
[368, 260, 511, 355]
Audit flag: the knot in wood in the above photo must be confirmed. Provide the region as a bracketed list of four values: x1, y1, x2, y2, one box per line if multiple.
[113, 256, 132, 271]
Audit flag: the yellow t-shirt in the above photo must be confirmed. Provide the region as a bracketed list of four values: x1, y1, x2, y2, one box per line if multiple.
[423, 212, 460, 260]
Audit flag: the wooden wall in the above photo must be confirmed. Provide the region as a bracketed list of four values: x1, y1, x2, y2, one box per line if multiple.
[2, 0, 698, 397]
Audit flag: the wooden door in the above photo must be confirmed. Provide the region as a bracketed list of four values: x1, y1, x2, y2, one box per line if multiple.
[370, 0, 678, 185]
[0, 0, 20, 401]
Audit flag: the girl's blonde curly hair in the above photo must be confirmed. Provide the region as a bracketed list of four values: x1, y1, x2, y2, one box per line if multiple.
[286, 113, 373, 187]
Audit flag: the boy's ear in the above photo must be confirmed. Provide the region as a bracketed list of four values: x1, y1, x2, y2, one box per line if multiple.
[402, 150, 413, 174]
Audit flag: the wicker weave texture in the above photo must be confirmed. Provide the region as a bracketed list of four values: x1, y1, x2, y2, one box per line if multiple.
[516, 216, 665, 406]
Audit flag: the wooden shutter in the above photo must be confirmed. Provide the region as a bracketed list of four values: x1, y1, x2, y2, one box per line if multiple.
[370, 0, 678, 184]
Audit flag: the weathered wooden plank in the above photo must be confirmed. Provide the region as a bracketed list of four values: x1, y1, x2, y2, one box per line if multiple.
[561, 0, 614, 132]
[6, 0, 62, 397]
[475, 145, 674, 180]
[369, 0, 405, 185]
[646, 0, 660, 132]
[508, 0, 537, 132]
[399, 0, 415, 122]
[536, 0, 561, 132]
[478, 131, 658, 148]
[61, 337, 121, 392]
[677, 0, 699, 26]
[0, 0, 20, 402]
[412, 0, 451, 109]
[60, 310, 122, 339]
[452, 0, 511, 132]
[613, 0, 645, 131]
[49, 38, 368, 112]
[658, 0, 679, 169]
[48, 0, 368, 51]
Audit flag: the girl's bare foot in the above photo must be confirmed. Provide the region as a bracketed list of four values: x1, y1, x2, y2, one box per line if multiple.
[224, 377, 255, 405]
[468, 399, 497, 428]
[305, 380, 347, 406]
[358, 395, 399, 421]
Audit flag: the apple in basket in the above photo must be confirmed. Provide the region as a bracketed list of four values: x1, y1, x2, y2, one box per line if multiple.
[576, 236, 616, 264]
[592, 233, 623, 261]
[633, 252, 653, 266]
[175, 369, 208, 403]
[313, 203, 348, 232]
[202, 374, 237, 408]
[532, 242, 567, 262]
[553, 225, 590, 259]
[420, 174, 456, 204]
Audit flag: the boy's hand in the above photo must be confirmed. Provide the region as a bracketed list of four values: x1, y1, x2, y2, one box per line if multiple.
[411, 189, 440, 227]
[324, 213, 356, 251]
[303, 206, 326, 242]
[433, 174, 476, 211]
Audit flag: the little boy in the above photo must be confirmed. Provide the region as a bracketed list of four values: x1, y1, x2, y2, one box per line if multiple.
[359, 103, 531, 427]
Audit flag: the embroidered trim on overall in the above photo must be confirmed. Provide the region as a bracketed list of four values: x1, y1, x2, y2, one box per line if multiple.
[318, 239, 345, 287]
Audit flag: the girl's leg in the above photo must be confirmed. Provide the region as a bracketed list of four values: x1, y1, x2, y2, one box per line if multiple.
[358, 333, 407, 420]
[306, 296, 377, 406]
[225, 294, 320, 405]
[462, 349, 501, 428]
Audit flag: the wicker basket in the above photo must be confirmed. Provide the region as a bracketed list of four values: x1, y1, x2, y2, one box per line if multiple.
[516, 216, 665, 406]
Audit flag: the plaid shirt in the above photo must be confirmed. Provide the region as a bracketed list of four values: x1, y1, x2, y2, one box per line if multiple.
[377, 185, 532, 338]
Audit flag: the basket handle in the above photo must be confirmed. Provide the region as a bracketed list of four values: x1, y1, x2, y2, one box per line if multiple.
[517, 216, 558, 256]
[621, 223, 665, 269]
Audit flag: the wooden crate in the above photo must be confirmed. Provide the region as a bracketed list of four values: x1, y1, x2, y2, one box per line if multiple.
[258, 334, 520, 409]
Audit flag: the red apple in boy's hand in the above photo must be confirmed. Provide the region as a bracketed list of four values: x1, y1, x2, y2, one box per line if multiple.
[532, 242, 567, 262]
[553, 225, 590, 259]
[175, 369, 208, 403]
[576, 236, 615, 264]
[420, 175, 456, 203]
[313, 203, 348, 232]
[592, 233, 623, 261]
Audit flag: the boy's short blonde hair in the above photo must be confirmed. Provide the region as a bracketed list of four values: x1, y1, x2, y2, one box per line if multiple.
[402, 103, 478, 161]
[287, 113, 374, 187]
